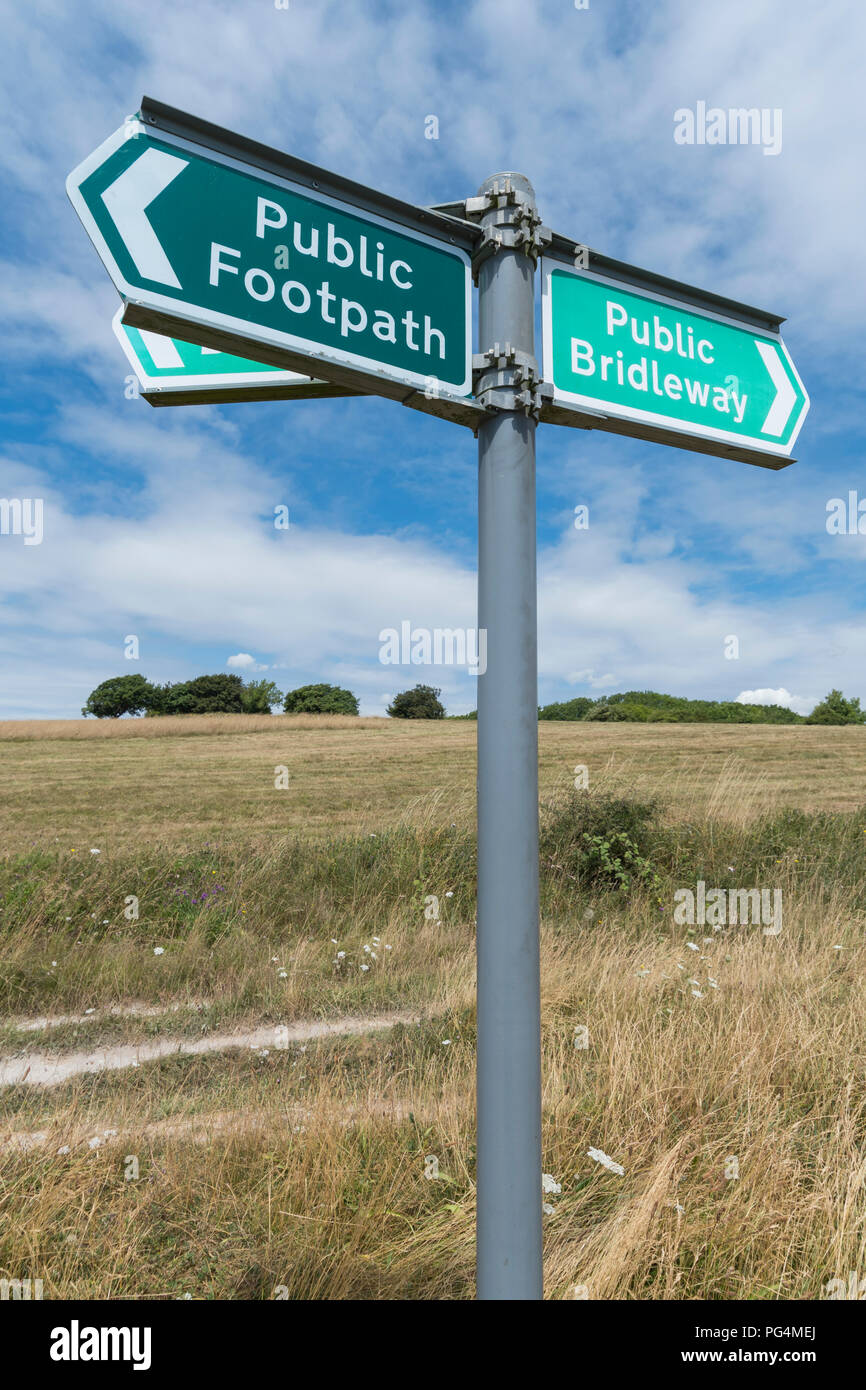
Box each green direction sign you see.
[112,307,355,406]
[68,119,472,398]
[542,261,809,465]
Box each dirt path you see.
[0,1010,420,1088]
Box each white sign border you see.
[69,121,473,398]
[541,258,810,457]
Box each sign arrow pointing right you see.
[101,148,188,289]
[755,340,797,437]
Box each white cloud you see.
[226,653,266,671]
[736,688,813,716]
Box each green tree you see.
[82,674,160,719]
[241,679,284,713]
[387,684,445,719]
[163,674,245,715]
[806,689,865,725]
[283,683,359,714]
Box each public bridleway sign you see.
[68,116,472,400]
[542,259,809,468]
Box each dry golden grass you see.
[2,716,865,852]
[1,717,864,1299]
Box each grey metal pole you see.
[475,172,542,1300]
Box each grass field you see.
[1,715,864,1299]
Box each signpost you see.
[112,307,356,406]
[542,257,809,469]
[67,99,810,1303]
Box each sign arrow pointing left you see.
[100,148,187,289]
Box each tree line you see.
[81,675,447,719]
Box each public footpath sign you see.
[542,259,809,468]
[68,113,473,401]
[112,308,355,406]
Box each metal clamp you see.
[473,343,549,417]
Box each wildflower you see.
[692,989,704,999]
[543,1203,557,1216]
[542,1174,561,1194]
[445,891,454,898]
[363,944,371,954]
[360,963,370,972]
[259,1050,270,1059]
[833,945,843,951]
[686,942,699,952]
[336,950,346,959]
[636,967,650,978]
[271,956,280,963]
[441,1038,451,1046]
[58,1146,70,1155]
[384,944,392,951]
[587,1148,624,1176]
[153,946,165,956]
[84,1008,95,1016]
[330,938,338,945]
[51,960,57,966]
[88,1137,102,1149]
[278,970,287,979]
[90,848,100,855]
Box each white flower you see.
[58,1145,70,1155]
[441,1039,451,1046]
[84,1008,95,1015]
[51,960,57,966]
[259,1049,269,1059]
[271,956,280,963]
[88,1137,102,1149]
[833,944,843,951]
[587,1147,624,1176]
[153,946,164,956]
[278,970,287,979]
[330,938,338,945]
[542,1203,557,1216]
[336,950,345,959]
[635,967,650,977]
[372,936,380,945]
[542,1174,561,1194]
[369,952,377,960]
[692,989,704,999]
[445,891,454,898]
[360,963,370,972]
[686,942,699,952]
[90,848,100,855]
[363,944,371,954]
[384,944,392,951]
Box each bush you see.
[81,675,161,718]
[283,683,359,715]
[240,679,284,714]
[162,674,245,715]
[387,684,445,719]
[806,689,865,725]
[540,791,661,895]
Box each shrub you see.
[81,675,161,719]
[387,684,445,719]
[283,683,359,715]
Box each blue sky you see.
[1,0,864,717]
